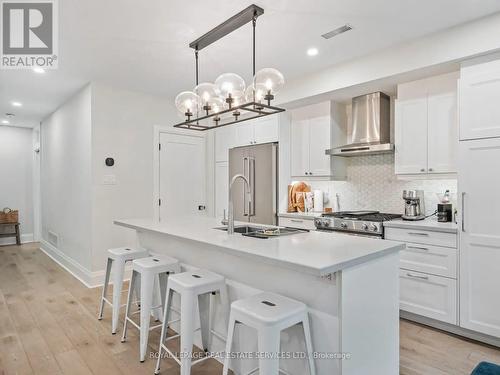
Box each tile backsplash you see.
[305,154,457,216]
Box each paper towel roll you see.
[314,190,324,212]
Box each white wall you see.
[90,83,177,272]
[0,126,34,244]
[40,84,93,271]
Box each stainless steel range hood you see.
[326,92,393,157]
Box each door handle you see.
[243,157,249,216]
[461,192,466,232]
[291,219,304,223]
[249,157,255,216]
[407,232,429,236]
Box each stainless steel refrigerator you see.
[228,142,278,225]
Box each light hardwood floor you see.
[1,243,499,375]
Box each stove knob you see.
[340,222,348,229]
[362,223,369,231]
[323,220,330,227]
[370,224,379,232]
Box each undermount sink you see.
[214,225,265,234]
[214,225,309,238]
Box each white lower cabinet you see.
[386,226,458,325]
[279,216,316,230]
[399,269,457,324]
[400,242,457,279]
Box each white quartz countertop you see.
[278,212,322,219]
[114,216,404,277]
[383,217,458,233]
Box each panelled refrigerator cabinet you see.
[228,142,278,226]
[458,57,500,338]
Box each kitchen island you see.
[115,216,405,375]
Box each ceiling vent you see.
[321,24,352,39]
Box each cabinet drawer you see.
[400,269,457,324]
[400,243,457,279]
[385,227,456,248]
[279,217,316,230]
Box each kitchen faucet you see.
[226,174,252,234]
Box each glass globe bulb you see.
[194,82,219,106]
[254,68,285,95]
[245,83,267,103]
[208,97,224,114]
[175,91,199,117]
[215,73,246,106]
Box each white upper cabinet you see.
[395,72,458,175]
[235,121,255,146]
[290,102,332,177]
[215,116,279,161]
[459,137,500,338]
[395,98,428,174]
[253,116,280,144]
[427,92,458,173]
[308,114,332,176]
[460,59,500,140]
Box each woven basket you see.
[0,208,19,224]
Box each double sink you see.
[215,225,308,239]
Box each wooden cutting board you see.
[287,182,311,212]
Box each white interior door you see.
[459,138,500,338]
[159,132,206,220]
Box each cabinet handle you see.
[305,172,309,175]
[407,245,429,251]
[420,168,426,172]
[291,219,304,223]
[406,272,429,280]
[461,192,466,232]
[309,172,313,175]
[408,232,429,236]
[428,168,434,172]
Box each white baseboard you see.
[0,233,34,246]
[39,240,132,289]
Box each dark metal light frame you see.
[173,4,285,131]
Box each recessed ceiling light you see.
[1,120,9,124]
[11,101,22,107]
[33,67,45,74]
[307,47,319,57]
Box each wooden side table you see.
[0,222,20,245]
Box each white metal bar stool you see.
[223,291,316,375]
[121,254,180,362]
[154,269,229,375]
[98,246,149,334]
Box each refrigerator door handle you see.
[249,157,255,216]
[243,157,249,216]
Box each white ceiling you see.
[2,0,500,128]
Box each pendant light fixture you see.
[173,4,285,131]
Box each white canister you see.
[313,190,324,212]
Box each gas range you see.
[314,211,402,238]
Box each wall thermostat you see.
[105,157,114,166]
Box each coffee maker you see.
[402,190,426,221]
